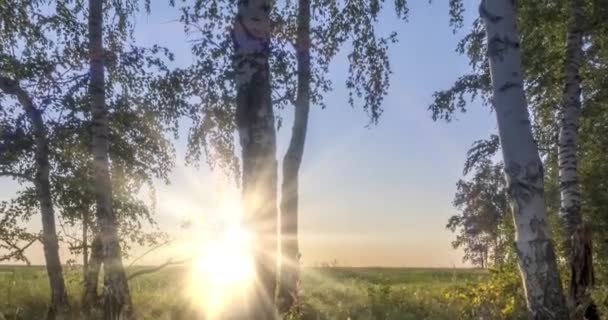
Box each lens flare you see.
[188,223,256,318]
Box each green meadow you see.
[0,266,488,320]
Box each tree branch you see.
[126,238,173,269]
[0,76,36,113]
[0,77,42,185]
[272,89,296,106]
[0,170,34,182]
[127,257,192,281]
[0,237,38,265]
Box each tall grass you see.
[0,266,487,320]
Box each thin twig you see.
[127,257,192,281]
[126,238,173,269]
[0,238,37,265]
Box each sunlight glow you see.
[187,197,257,319]
[194,225,255,287]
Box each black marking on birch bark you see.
[529,216,545,235]
[516,238,563,316]
[260,2,270,13]
[488,35,520,60]
[562,208,582,222]
[559,180,578,189]
[479,1,503,23]
[505,161,544,206]
[499,81,522,92]
[517,248,533,268]
[235,14,264,42]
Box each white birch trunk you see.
[558,0,594,310]
[480,0,569,318]
[0,77,69,319]
[559,0,583,236]
[279,0,311,313]
[233,0,279,318]
[88,0,132,318]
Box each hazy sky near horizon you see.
[0,1,497,267]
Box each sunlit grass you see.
[0,265,488,319]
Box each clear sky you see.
[0,1,497,267]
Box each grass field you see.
[0,265,488,319]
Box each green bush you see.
[442,266,526,319]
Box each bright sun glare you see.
[187,196,257,318]
[194,225,255,286]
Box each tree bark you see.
[278,0,311,313]
[232,0,278,318]
[559,0,595,312]
[480,0,569,319]
[82,234,102,312]
[83,211,89,271]
[88,1,132,319]
[0,77,69,319]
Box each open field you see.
[0,266,488,319]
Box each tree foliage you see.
[171,0,409,176]
[448,160,512,268]
[0,0,186,265]
[438,0,608,317]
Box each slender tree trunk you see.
[559,0,595,314]
[232,0,278,318]
[31,111,70,320]
[279,0,311,313]
[0,77,69,319]
[82,234,102,312]
[88,1,132,318]
[483,248,487,269]
[83,211,89,271]
[480,1,569,319]
[494,235,503,266]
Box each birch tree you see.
[277,0,408,312]
[0,2,78,317]
[0,78,69,320]
[558,0,594,312]
[88,0,133,317]
[278,0,310,312]
[232,0,279,317]
[480,0,569,318]
[431,0,608,316]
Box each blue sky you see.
[134,0,497,267]
[1,1,497,267]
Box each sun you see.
[188,222,256,318]
[194,225,255,286]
